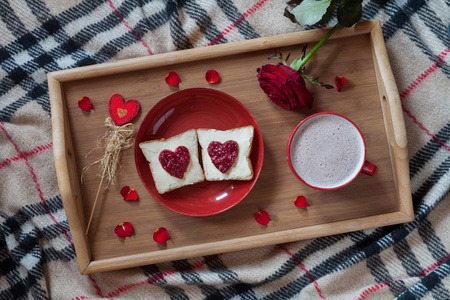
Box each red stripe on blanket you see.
[357,282,389,300]
[75,254,224,299]
[205,0,269,46]
[400,48,450,152]
[357,252,450,299]
[107,0,154,55]
[279,245,326,300]
[415,252,450,277]
[400,48,450,99]
[0,122,73,246]
[0,142,53,170]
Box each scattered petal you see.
[78,96,93,112]
[153,227,170,244]
[255,210,271,225]
[294,195,308,208]
[205,69,220,83]
[165,72,181,86]
[114,222,133,238]
[120,186,138,201]
[334,76,347,92]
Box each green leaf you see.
[301,74,334,89]
[284,6,298,24]
[286,0,304,5]
[318,0,338,24]
[290,56,304,71]
[268,54,287,65]
[337,0,362,27]
[290,0,332,26]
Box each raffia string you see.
[83,117,135,235]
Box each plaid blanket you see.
[1,0,449,299]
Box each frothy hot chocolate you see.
[289,114,365,189]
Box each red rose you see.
[256,64,314,110]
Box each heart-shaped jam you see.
[207,140,239,173]
[108,93,140,126]
[159,146,190,179]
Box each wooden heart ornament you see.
[108,93,140,126]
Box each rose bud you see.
[256,64,314,110]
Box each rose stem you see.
[292,23,341,71]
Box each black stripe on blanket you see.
[182,0,230,45]
[417,218,448,262]
[410,122,450,178]
[142,263,194,299]
[382,0,450,78]
[0,218,46,299]
[217,0,260,40]
[172,259,222,298]
[203,235,347,299]
[381,0,426,40]
[414,156,450,202]
[167,1,195,50]
[351,230,407,297]
[397,259,450,299]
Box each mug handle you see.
[361,160,378,176]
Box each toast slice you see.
[139,129,205,194]
[197,126,254,181]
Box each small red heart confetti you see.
[207,140,238,173]
[108,93,140,126]
[159,146,190,179]
[120,186,138,201]
[153,227,170,244]
[255,210,271,225]
[114,222,133,238]
[335,76,347,92]
[294,195,308,208]
[78,96,92,112]
[205,69,220,83]
[165,71,181,86]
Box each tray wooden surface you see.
[49,20,413,274]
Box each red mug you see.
[287,112,378,190]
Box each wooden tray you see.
[49,20,413,274]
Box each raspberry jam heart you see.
[207,140,239,173]
[159,146,190,179]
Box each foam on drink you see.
[290,114,365,189]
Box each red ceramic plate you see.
[135,88,264,216]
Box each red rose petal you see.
[205,69,220,83]
[153,227,170,244]
[114,222,133,238]
[294,195,308,208]
[120,186,138,201]
[78,96,92,112]
[335,76,347,92]
[165,72,181,86]
[255,210,271,225]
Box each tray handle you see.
[370,21,413,220]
